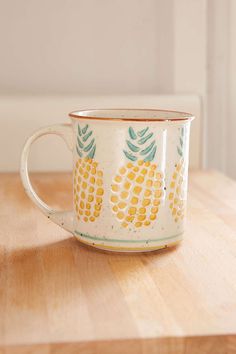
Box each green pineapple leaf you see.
[77,136,84,149]
[76,123,96,159]
[140,140,155,155]
[124,127,157,162]
[82,124,88,134]
[144,146,157,162]
[138,132,153,145]
[76,145,82,157]
[177,127,185,157]
[87,145,96,159]
[123,150,137,161]
[126,140,140,152]
[128,127,137,140]
[84,138,95,152]
[78,124,82,137]
[83,130,92,142]
[177,147,183,157]
[138,127,149,137]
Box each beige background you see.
[0,0,235,177]
[0,94,201,171]
[0,0,174,94]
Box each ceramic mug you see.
[20,109,194,252]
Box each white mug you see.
[20,109,194,252]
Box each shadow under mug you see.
[20,109,194,252]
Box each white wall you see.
[0,0,174,94]
[228,0,236,178]
[0,94,201,171]
[207,0,236,178]
[0,0,235,177]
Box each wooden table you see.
[0,171,236,354]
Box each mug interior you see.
[69,109,194,122]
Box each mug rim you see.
[69,108,195,122]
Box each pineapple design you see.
[73,123,104,223]
[110,127,164,229]
[169,128,186,222]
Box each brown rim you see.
[68,108,194,122]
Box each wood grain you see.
[0,171,236,353]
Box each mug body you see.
[70,109,193,252]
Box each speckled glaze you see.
[20,109,194,252]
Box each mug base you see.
[74,232,183,253]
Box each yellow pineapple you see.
[73,123,104,222]
[169,128,186,222]
[110,127,164,228]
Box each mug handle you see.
[20,124,74,233]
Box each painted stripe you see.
[76,238,180,251]
[74,230,182,243]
